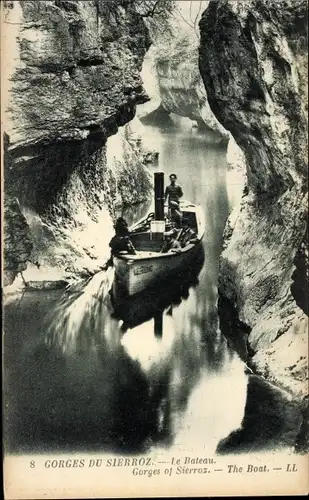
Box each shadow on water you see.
[217,375,303,454]
[3,277,174,454]
[111,243,205,332]
[3,120,302,456]
[3,254,224,455]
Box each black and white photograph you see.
[2,0,308,498]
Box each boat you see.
[112,172,205,296]
[111,245,205,331]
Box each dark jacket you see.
[165,184,183,204]
[109,235,136,255]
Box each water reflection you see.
[4,122,299,457]
[111,243,205,331]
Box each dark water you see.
[4,118,301,456]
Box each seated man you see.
[161,234,182,253]
[109,235,135,255]
[109,217,136,256]
[179,217,197,246]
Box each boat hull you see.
[111,245,205,326]
[113,240,203,296]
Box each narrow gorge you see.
[3,0,308,473]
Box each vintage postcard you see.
[2,0,308,498]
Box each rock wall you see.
[137,28,229,139]
[3,197,33,287]
[225,136,247,211]
[199,0,308,425]
[2,0,152,286]
[154,36,229,138]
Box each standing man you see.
[164,173,183,206]
[165,174,183,227]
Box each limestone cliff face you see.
[2,0,152,285]
[4,197,33,286]
[155,37,228,138]
[138,36,229,138]
[199,0,308,413]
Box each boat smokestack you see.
[154,172,165,221]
